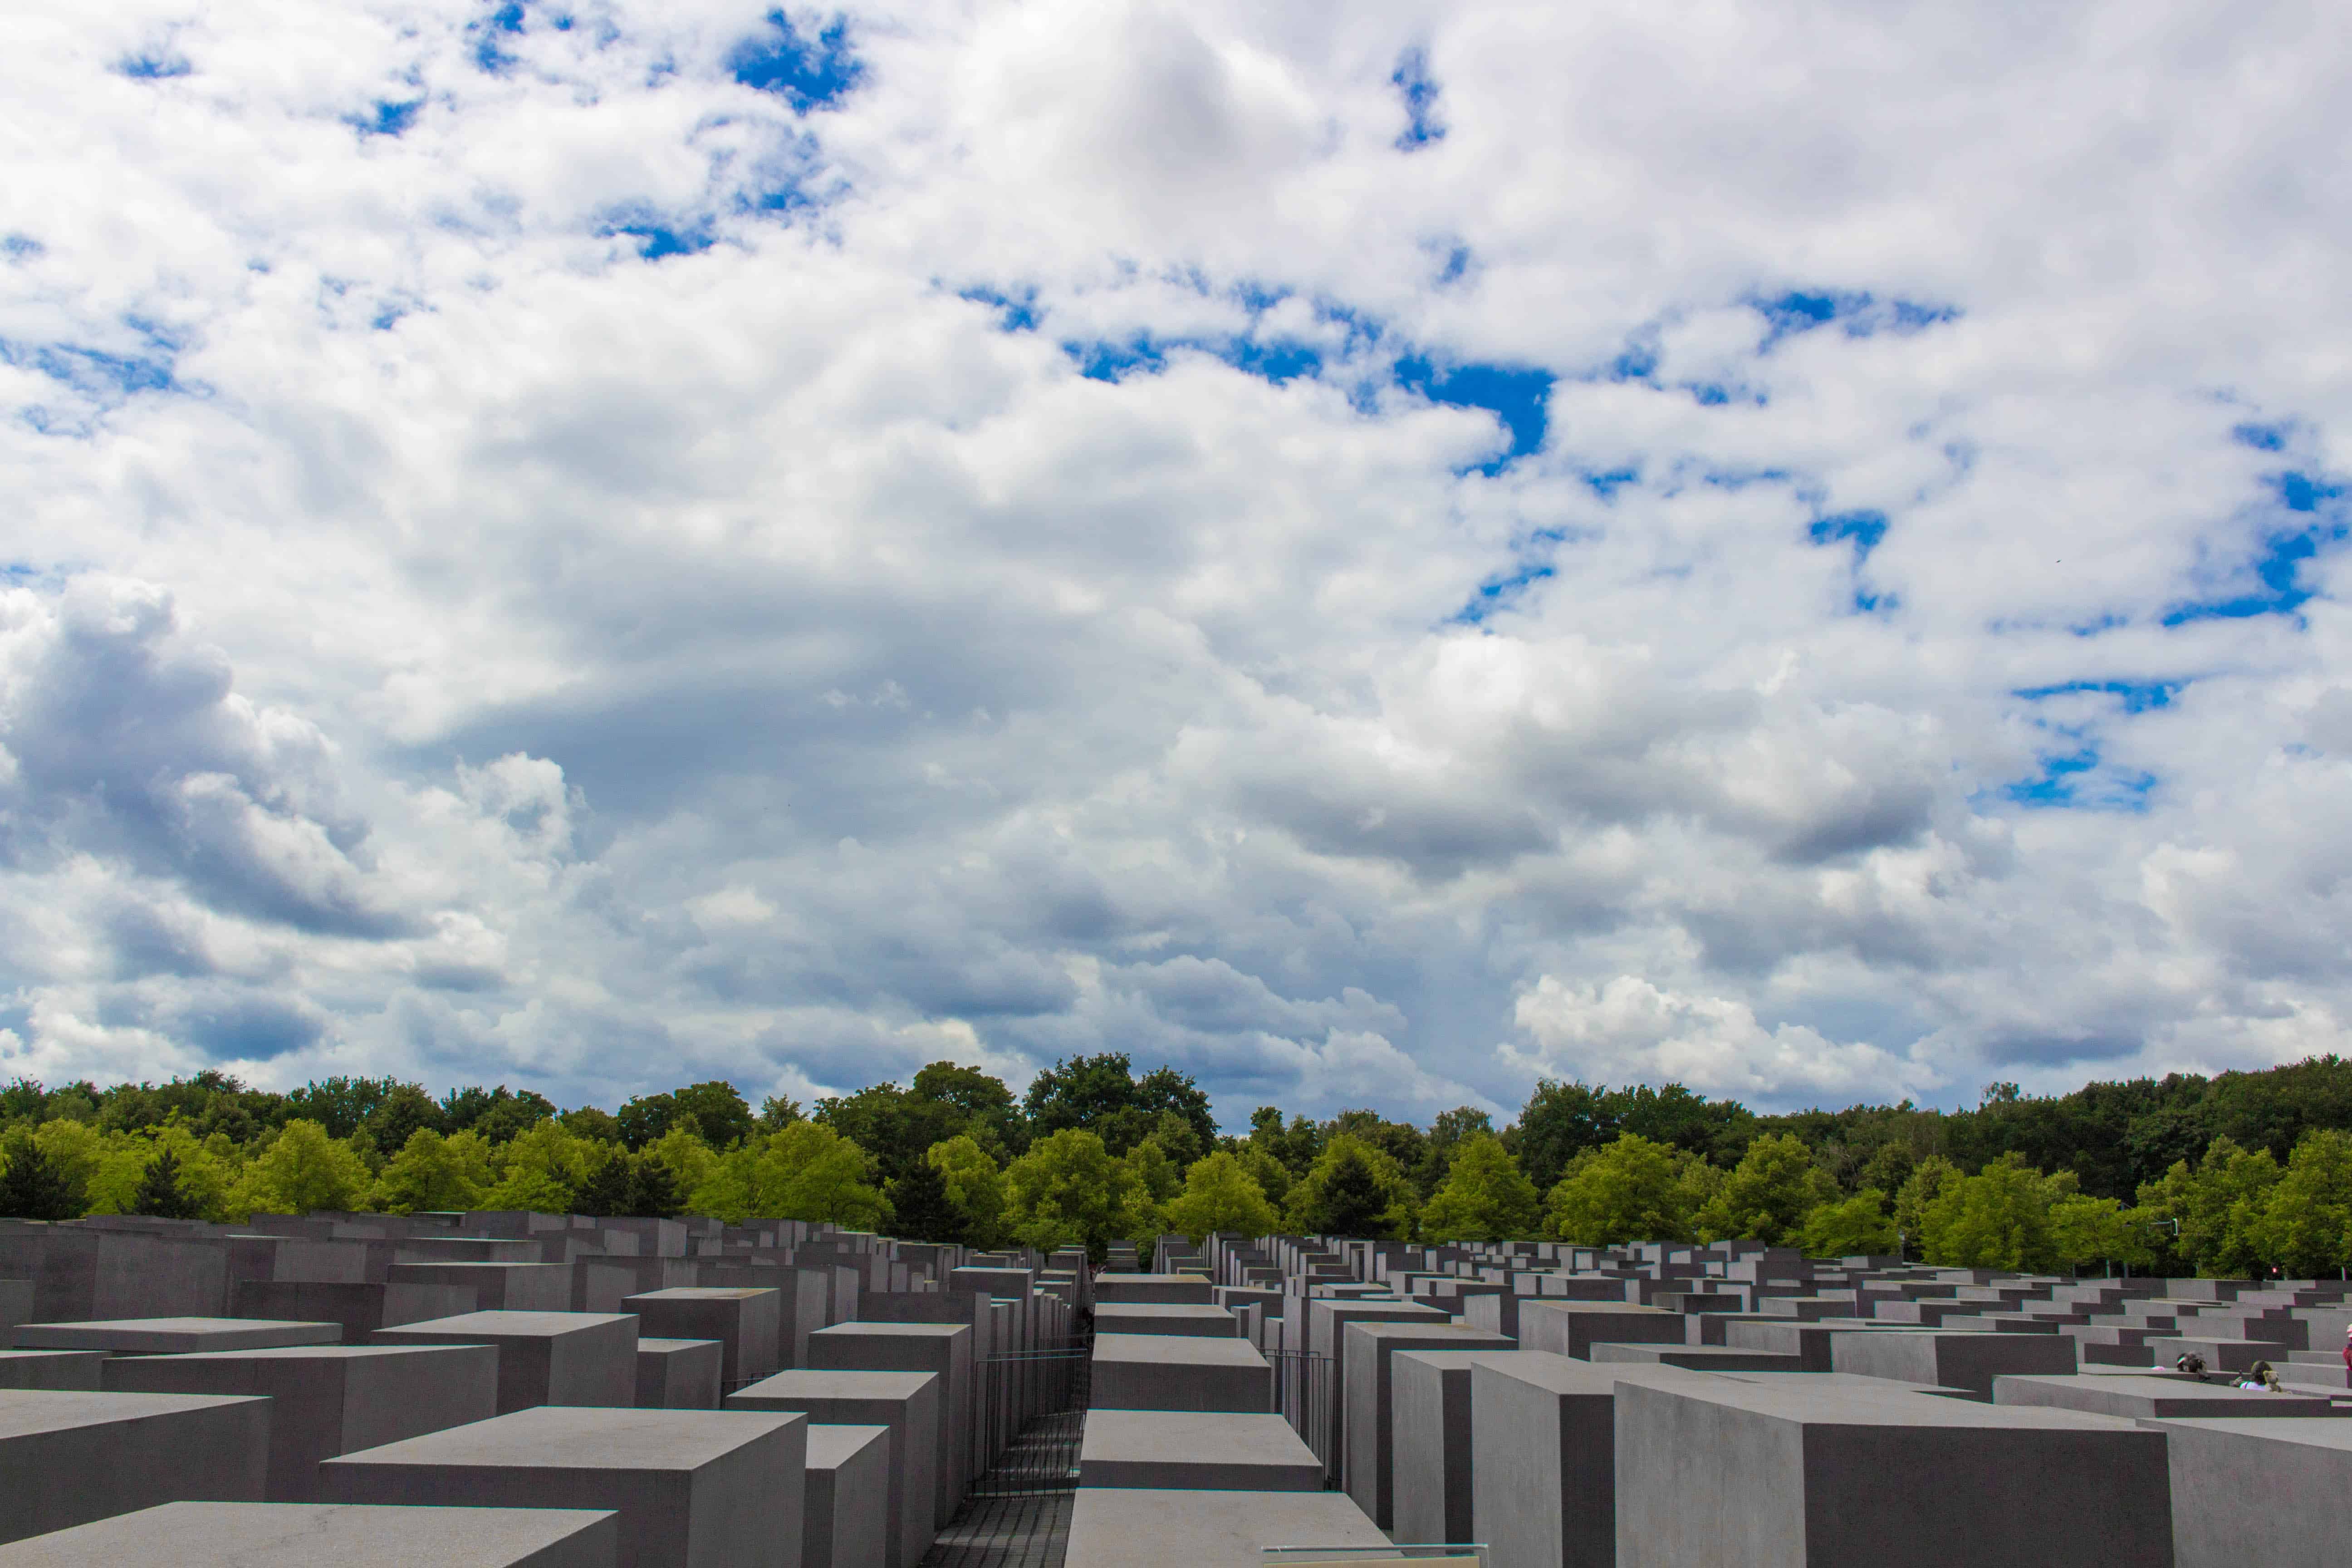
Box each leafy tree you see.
[1544,1133,1711,1245]
[284,1077,408,1139]
[0,1128,81,1220]
[1287,1135,1415,1240]
[703,1123,889,1228]
[2257,1128,2352,1278]
[643,1122,721,1201]
[1247,1107,1324,1177]
[572,1147,635,1216]
[756,1096,804,1132]
[360,1083,446,1153]
[32,1117,105,1205]
[1893,1155,1960,1255]
[1800,1189,1897,1259]
[1231,1142,1295,1209]
[559,1106,624,1144]
[1023,1054,1216,1158]
[886,1154,961,1243]
[2137,1135,2282,1277]
[1002,1128,1139,1258]
[911,1060,1024,1153]
[370,1128,494,1215]
[480,1120,599,1212]
[929,1135,1008,1248]
[1697,1133,1838,1245]
[1414,1107,1497,1199]
[1166,1151,1280,1242]
[1920,1154,2065,1270]
[2049,1192,2156,1274]
[1420,1133,1542,1242]
[235,1121,371,1215]
[129,1147,202,1220]
[447,1087,559,1144]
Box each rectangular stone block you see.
[1470,1352,1622,1568]
[1064,1486,1387,1568]
[1092,1275,1212,1306]
[0,1390,269,1544]
[1343,1322,1513,1529]
[622,1290,780,1387]
[384,1263,573,1313]
[1089,1334,1270,1413]
[1614,1375,2174,1568]
[1831,1328,2077,1396]
[13,1318,339,1354]
[1992,1372,2331,1419]
[1077,1409,1320,1490]
[1589,1344,1804,1372]
[2147,1336,2273,1373]
[101,1343,498,1501]
[636,1339,722,1410]
[726,1369,937,1568]
[322,1405,805,1568]
[801,1425,890,1568]
[0,1280,30,1348]
[232,1280,478,1343]
[0,1500,618,1568]
[1391,1348,1506,1549]
[804,1323,972,1520]
[372,1311,637,1413]
[1091,1303,1238,1338]
[1518,1301,1684,1361]
[2143,1416,2352,1568]
[0,1353,104,1392]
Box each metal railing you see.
[1267,1348,1338,1489]
[968,1335,1093,1498]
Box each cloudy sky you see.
[3,0,2347,1129]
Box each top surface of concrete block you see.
[1090,1334,1267,1369]
[1065,1486,1386,1568]
[804,1424,890,1470]
[376,1311,635,1339]
[2141,1414,2352,1451]
[0,1500,617,1568]
[324,1404,803,1471]
[1994,1372,2334,1418]
[1078,1410,1321,1489]
[810,1323,968,1346]
[13,1319,341,1353]
[1093,1276,1213,1305]
[730,1369,935,1402]
[0,1387,270,1439]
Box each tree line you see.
[4,1053,2352,1274]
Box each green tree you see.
[0,1128,81,1220]
[1022,1055,1217,1158]
[2137,1135,2282,1277]
[2256,1128,2352,1279]
[1002,1128,1137,1258]
[1247,1107,1323,1178]
[2049,1192,2156,1274]
[1543,1133,1710,1245]
[1165,1150,1280,1242]
[705,1123,889,1228]
[559,1106,624,1144]
[1894,1155,1960,1255]
[572,1147,636,1216]
[235,1120,371,1215]
[928,1135,1008,1248]
[643,1122,720,1203]
[128,1146,201,1219]
[1921,1154,2065,1270]
[359,1083,446,1153]
[480,1119,599,1212]
[1287,1135,1415,1240]
[886,1155,961,1243]
[1232,1143,1295,1209]
[370,1128,494,1215]
[1696,1133,1837,1245]
[1800,1189,1897,1259]
[1420,1133,1542,1242]
[756,1096,804,1132]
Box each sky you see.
[2,0,2349,1132]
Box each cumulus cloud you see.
[1,0,2348,1122]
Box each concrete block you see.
[0,1390,269,1544]
[623,1290,780,1387]
[1831,1329,2077,1396]
[0,1280,29,1348]
[1092,1303,1239,1338]
[1342,1322,1512,1529]
[0,1500,617,1568]
[2146,1336,2274,1373]
[726,1369,937,1568]
[322,1405,805,1568]
[1064,1486,1387,1568]
[801,1425,890,1568]
[1992,1372,2332,1419]
[1470,1352,1624,1568]
[1517,1301,1683,1361]
[232,1280,478,1343]
[0,1353,104,1392]
[1077,1409,1320,1490]
[636,1339,722,1410]
[804,1323,972,1519]
[383,1263,573,1313]
[1723,1318,1886,1371]
[1588,1343,1803,1372]
[2142,1416,2352,1568]
[1391,1348,1509,1549]
[1092,1275,1213,1306]
[101,1343,498,1501]
[12,1318,339,1354]
[1090,1334,1270,1413]
[372,1311,637,1412]
[1614,1375,2174,1568]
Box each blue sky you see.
[1,0,2349,1126]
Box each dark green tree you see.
[884,1154,962,1244]
[0,1132,80,1221]
[627,1153,685,1219]
[361,1083,446,1153]
[129,1147,201,1220]
[1302,1144,1390,1238]
[573,1151,633,1217]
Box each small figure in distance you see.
[2235,1359,2276,1391]
[2174,1351,2209,1382]
[2342,1324,2351,1377]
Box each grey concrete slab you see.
[1517,1301,1684,1361]
[1064,1486,1387,1568]
[623,1290,781,1387]
[1091,1303,1239,1338]
[372,1311,636,1413]
[1076,1410,1320,1490]
[1589,1343,1805,1372]
[101,1343,497,1501]
[1614,1374,2174,1568]
[725,1369,937,1568]
[1723,1318,1894,1370]
[801,1425,890,1568]
[1092,1275,1212,1306]
[1391,1348,1509,1549]
[635,1339,722,1410]
[0,1353,103,1392]
[1992,1372,2332,1420]
[2142,1416,2352,1568]
[322,1405,804,1568]
[2147,1336,2275,1373]
[0,1280,28,1350]
[0,1500,617,1568]
[0,1389,269,1545]
[804,1323,971,1521]
[232,1280,479,1344]
[1342,1322,1513,1529]
[384,1263,573,1313]
[1088,1334,1270,1413]
[13,1318,339,1354]
[1831,1328,2078,1396]
[1470,1351,1629,1568]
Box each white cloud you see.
[0,0,2347,1125]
